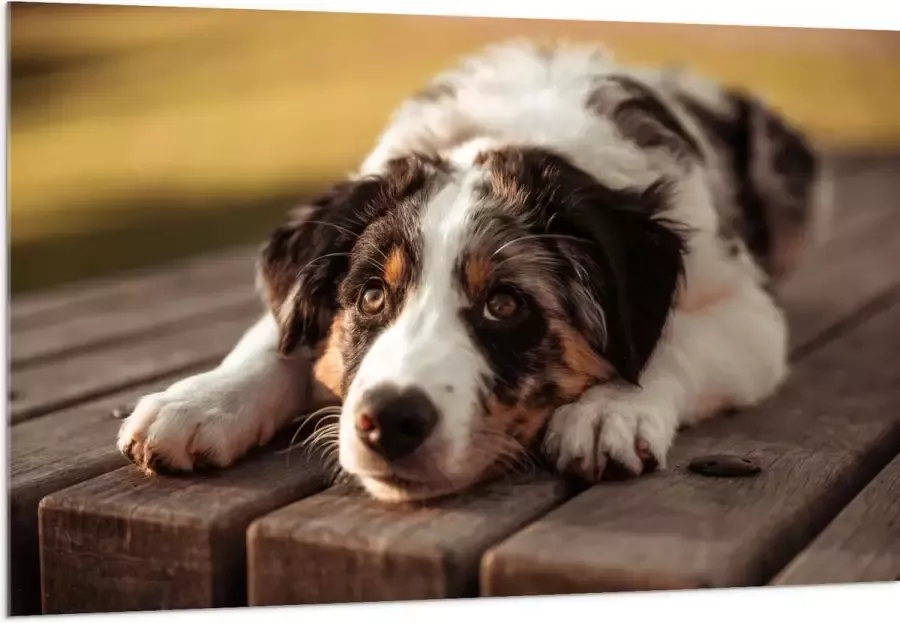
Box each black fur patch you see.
[472,147,688,386]
[587,75,704,161]
[678,88,819,277]
[257,154,448,356]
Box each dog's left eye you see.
[359,280,386,315]
[484,287,523,321]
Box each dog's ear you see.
[257,178,387,356]
[545,169,688,385]
[473,147,686,385]
[258,155,445,355]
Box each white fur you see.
[543,275,789,475]
[117,39,819,498]
[116,313,308,470]
[339,171,494,499]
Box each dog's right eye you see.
[483,285,525,322]
[359,280,386,316]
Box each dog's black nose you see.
[355,385,438,462]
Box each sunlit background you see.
[9,2,900,294]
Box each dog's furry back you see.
[359,39,832,284]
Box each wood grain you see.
[776,154,900,351]
[11,286,258,368]
[9,302,261,423]
[247,475,574,606]
[10,244,257,332]
[39,447,327,614]
[817,153,900,241]
[9,369,212,616]
[771,453,900,585]
[481,295,900,596]
[781,210,900,352]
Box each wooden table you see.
[9,152,900,616]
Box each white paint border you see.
[2,1,898,621]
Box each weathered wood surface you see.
[247,476,573,605]
[39,445,326,614]
[771,453,900,585]
[10,245,257,331]
[777,156,900,351]
[9,370,212,616]
[7,246,265,615]
[9,152,900,615]
[480,294,900,596]
[12,286,258,368]
[9,302,261,424]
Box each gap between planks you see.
[10,367,219,616]
[9,302,263,424]
[770,451,900,585]
[11,245,258,331]
[11,246,260,368]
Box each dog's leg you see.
[117,313,311,474]
[542,279,789,480]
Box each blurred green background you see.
[9,2,900,295]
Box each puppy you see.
[117,40,831,503]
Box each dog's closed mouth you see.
[356,469,460,500]
[362,472,428,488]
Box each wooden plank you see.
[11,286,257,369]
[771,453,900,585]
[10,244,257,332]
[780,210,900,351]
[480,294,900,596]
[39,443,327,614]
[9,369,211,616]
[9,300,261,424]
[815,154,900,244]
[246,475,574,606]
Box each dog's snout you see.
[355,385,438,462]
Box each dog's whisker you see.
[491,233,589,259]
[304,220,361,240]
[279,414,341,466]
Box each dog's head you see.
[258,146,686,502]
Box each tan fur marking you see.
[464,253,492,297]
[310,312,345,409]
[551,321,614,400]
[484,396,548,447]
[384,247,406,287]
[675,282,735,314]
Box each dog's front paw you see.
[541,383,678,483]
[116,373,267,475]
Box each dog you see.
[117,39,831,503]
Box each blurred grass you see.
[9,3,900,294]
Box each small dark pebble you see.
[688,454,761,478]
